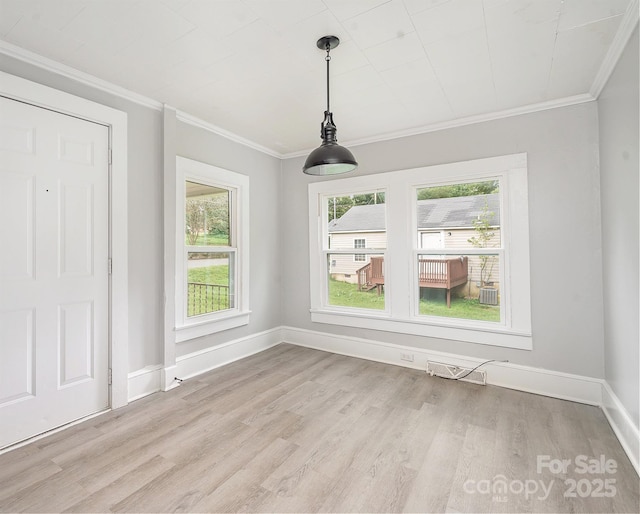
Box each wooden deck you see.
[358,256,468,307]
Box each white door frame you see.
[0,71,129,409]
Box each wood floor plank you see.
[62,455,176,513]
[192,438,298,512]
[0,343,637,513]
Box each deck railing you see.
[357,256,384,292]
[418,257,468,289]
[187,282,230,316]
[356,256,469,307]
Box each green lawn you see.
[328,279,500,322]
[187,265,230,316]
[419,296,500,322]
[188,265,229,285]
[328,279,385,310]
[186,233,229,246]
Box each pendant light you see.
[303,35,358,175]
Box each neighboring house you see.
[328,194,501,293]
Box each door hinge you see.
[108,258,112,275]
[108,368,113,385]
[108,148,113,165]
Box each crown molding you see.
[0,38,605,162]
[0,40,163,111]
[282,93,596,159]
[590,0,640,98]
[0,39,283,158]
[175,110,281,159]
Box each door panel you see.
[0,96,109,448]
[58,301,94,387]
[0,173,34,280]
[0,309,35,406]
[59,183,93,276]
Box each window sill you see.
[175,310,251,343]
[310,309,532,350]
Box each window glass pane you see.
[417,253,500,322]
[185,181,230,246]
[416,180,500,250]
[328,253,385,310]
[327,192,386,250]
[187,252,235,316]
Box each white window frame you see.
[175,156,250,342]
[353,238,366,262]
[308,153,532,350]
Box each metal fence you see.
[187,282,230,316]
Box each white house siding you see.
[329,232,387,283]
[419,228,502,287]
[329,228,501,289]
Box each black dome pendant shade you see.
[303,36,357,176]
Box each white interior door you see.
[0,96,110,448]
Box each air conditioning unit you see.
[479,287,498,305]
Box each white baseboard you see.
[127,365,162,402]
[175,327,282,380]
[125,325,637,477]
[160,365,180,392]
[127,328,283,402]
[602,381,640,476]
[281,326,603,406]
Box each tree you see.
[185,192,230,245]
[185,199,205,245]
[328,192,386,222]
[417,180,498,200]
[467,201,497,287]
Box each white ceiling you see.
[0,0,636,156]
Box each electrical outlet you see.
[401,353,415,362]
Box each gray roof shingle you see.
[328,194,500,232]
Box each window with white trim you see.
[353,238,366,262]
[325,192,387,312]
[175,157,250,342]
[308,153,532,349]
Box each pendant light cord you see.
[325,44,331,112]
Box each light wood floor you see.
[0,344,638,513]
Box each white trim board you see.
[0,70,129,409]
[589,0,640,98]
[602,381,640,476]
[127,328,282,402]
[130,324,604,406]
[283,95,595,159]
[2,27,633,162]
[128,365,163,403]
[281,326,603,406]
[0,40,162,111]
[282,327,639,476]
[124,325,638,476]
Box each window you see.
[175,157,249,342]
[353,238,366,262]
[325,192,387,312]
[308,153,532,349]
[416,181,502,323]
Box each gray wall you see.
[3,44,630,385]
[282,102,605,378]
[175,122,282,358]
[0,55,283,371]
[0,54,164,372]
[598,27,639,427]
